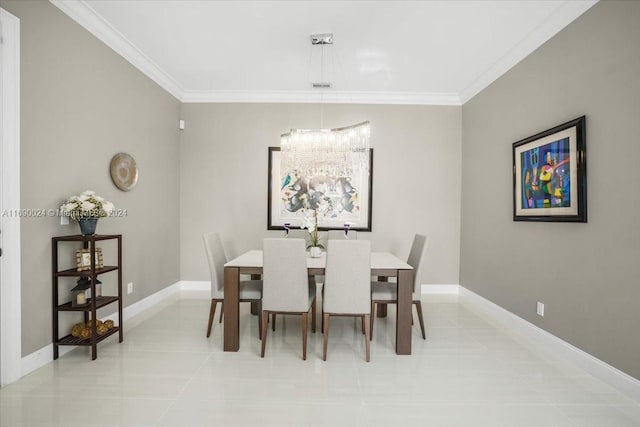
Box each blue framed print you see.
[513,116,586,222]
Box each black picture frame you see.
[267,147,373,231]
[512,116,587,222]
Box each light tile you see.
[0,295,636,426]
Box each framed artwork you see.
[267,147,373,231]
[76,248,104,271]
[513,116,587,222]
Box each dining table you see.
[223,250,415,354]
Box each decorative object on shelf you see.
[343,223,351,238]
[513,116,587,222]
[60,190,114,235]
[283,223,290,238]
[71,323,84,337]
[70,277,102,306]
[71,319,112,340]
[110,152,138,191]
[78,218,97,235]
[268,147,373,231]
[76,248,103,271]
[280,34,371,178]
[70,279,90,307]
[302,208,324,257]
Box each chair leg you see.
[370,302,376,341]
[206,299,217,338]
[311,297,317,333]
[321,308,324,333]
[414,300,426,340]
[301,312,308,360]
[322,313,330,361]
[364,314,371,362]
[260,311,268,357]
[272,313,276,331]
[219,304,224,323]
[257,301,262,339]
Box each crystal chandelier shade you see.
[279,33,370,178]
[280,121,370,177]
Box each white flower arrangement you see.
[298,196,333,250]
[60,190,114,220]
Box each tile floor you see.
[1,292,639,426]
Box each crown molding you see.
[50,0,184,101]
[51,0,596,106]
[48,0,460,105]
[181,90,461,105]
[458,0,598,104]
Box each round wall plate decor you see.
[110,153,138,191]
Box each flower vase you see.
[78,218,98,236]
[309,246,322,258]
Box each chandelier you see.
[280,34,371,177]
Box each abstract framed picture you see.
[267,147,373,231]
[513,116,587,222]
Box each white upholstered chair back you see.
[323,240,371,314]
[327,230,358,240]
[286,229,308,243]
[203,232,226,299]
[263,238,310,312]
[407,234,429,295]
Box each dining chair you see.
[371,234,429,340]
[203,232,263,338]
[322,239,371,362]
[261,238,317,360]
[327,229,358,240]
[272,229,319,332]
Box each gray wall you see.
[3,1,181,356]
[460,0,640,379]
[180,103,461,285]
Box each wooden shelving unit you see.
[52,234,123,360]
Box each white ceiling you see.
[51,0,597,105]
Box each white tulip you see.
[81,201,95,211]
[63,202,78,213]
[94,196,105,202]
[78,195,88,202]
[102,201,114,214]
[81,190,95,196]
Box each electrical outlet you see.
[60,215,69,225]
[537,302,545,317]
[127,282,133,294]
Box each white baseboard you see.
[180,280,210,292]
[421,284,459,295]
[21,345,75,377]
[103,281,182,324]
[459,286,640,403]
[21,281,183,378]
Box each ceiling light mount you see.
[310,33,333,45]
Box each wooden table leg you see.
[396,269,413,355]
[224,266,240,351]
[376,276,388,317]
[250,273,261,315]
